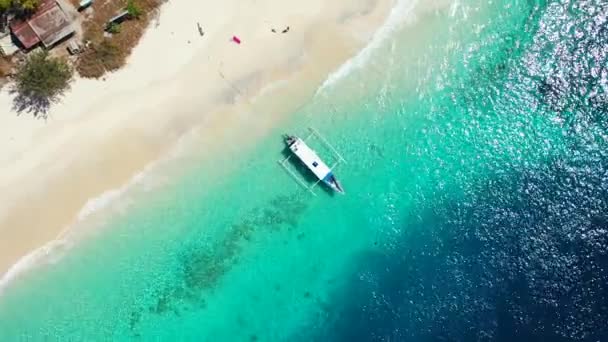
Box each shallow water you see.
[1,0,608,340]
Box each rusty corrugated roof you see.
[10,0,74,49]
[10,19,40,49]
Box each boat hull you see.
[322,172,345,194]
[284,135,345,194]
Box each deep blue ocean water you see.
[1,0,608,341]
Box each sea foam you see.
[0,170,155,294]
[0,192,130,296]
[0,239,69,295]
[316,0,419,95]
[0,126,205,296]
[76,171,147,221]
[0,168,152,296]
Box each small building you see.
[10,0,75,50]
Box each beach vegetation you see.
[107,22,121,34]
[0,0,40,12]
[0,56,12,78]
[0,58,12,90]
[77,39,123,78]
[95,40,122,70]
[11,51,72,116]
[126,0,142,19]
[0,0,10,11]
[17,0,39,11]
[75,0,165,78]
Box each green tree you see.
[12,51,72,115]
[126,0,141,19]
[17,0,39,11]
[0,0,12,12]
[0,0,41,12]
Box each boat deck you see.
[278,127,346,195]
[288,138,332,180]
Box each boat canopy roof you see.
[289,138,332,180]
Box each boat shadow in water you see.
[280,147,336,197]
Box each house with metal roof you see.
[10,0,74,50]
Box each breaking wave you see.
[0,239,70,296]
[315,0,419,95]
[0,164,158,296]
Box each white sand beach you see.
[0,0,397,279]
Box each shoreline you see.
[0,0,396,284]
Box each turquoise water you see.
[2,0,608,340]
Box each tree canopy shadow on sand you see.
[9,87,55,118]
[9,50,72,118]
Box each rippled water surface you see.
[309,1,608,340]
[1,0,607,341]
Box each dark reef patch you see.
[125,193,309,333]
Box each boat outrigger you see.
[278,128,346,195]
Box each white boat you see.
[284,135,344,193]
